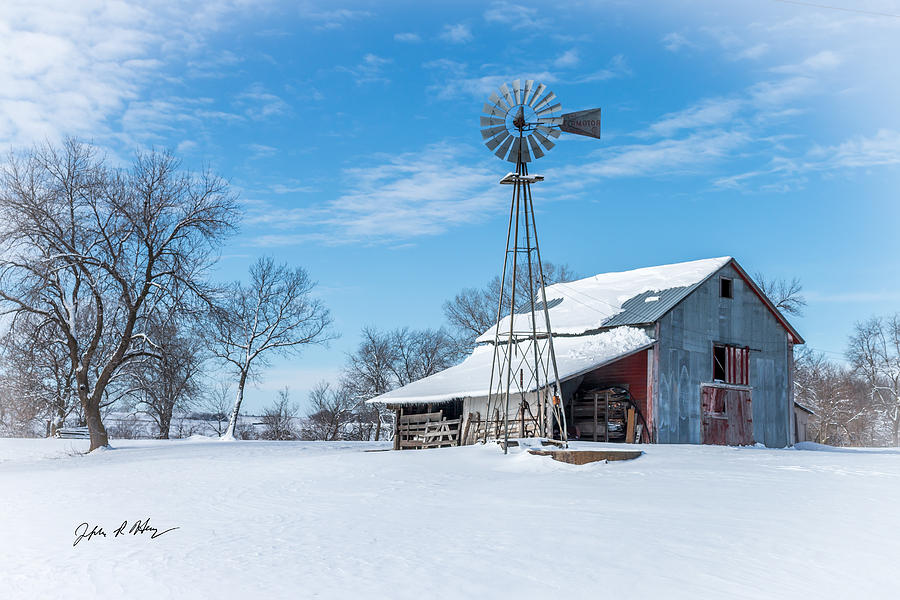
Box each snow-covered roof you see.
[369,326,653,405]
[477,256,731,342]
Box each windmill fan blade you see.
[527,135,545,159]
[523,80,534,105]
[537,125,561,138]
[481,124,507,139]
[485,130,508,151]
[483,103,505,118]
[489,92,510,111]
[519,137,532,163]
[528,83,546,106]
[507,139,521,164]
[499,83,514,108]
[536,102,562,116]
[533,91,557,112]
[480,116,505,127]
[495,135,514,160]
[533,129,556,151]
[512,79,521,104]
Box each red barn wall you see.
[579,349,651,431]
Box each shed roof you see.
[368,326,653,405]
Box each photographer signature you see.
[73,518,179,547]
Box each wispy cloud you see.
[737,43,769,60]
[772,50,842,74]
[439,23,473,44]
[483,2,540,30]
[247,143,500,246]
[428,71,558,100]
[661,32,692,52]
[574,54,631,83]
[337,54,393,84]
[246,143,278,159]
[553,49,580,68]
[552,130,749,186]
[302,8,372,31]
[235,83,290,120]
[394,32,421,43]
[644,97,743,138]
[0,0,268,150]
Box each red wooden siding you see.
[701,386,753,445]
[579,349,650,431]
[717,344,750,386]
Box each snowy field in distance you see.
[2,437,899,599]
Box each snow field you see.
[1,437,899,599]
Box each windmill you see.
[479,79,602,452]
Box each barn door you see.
[701,386,753,446]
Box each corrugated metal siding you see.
[655,264,792,447]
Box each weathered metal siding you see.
[654,263,792,447]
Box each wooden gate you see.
[700,385,753,446]
[395,411,461,450]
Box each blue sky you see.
[3,0,900,412]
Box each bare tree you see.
[341,326,457,440]
[0,140,237,450]
[754,273,807,316]
[847,314,900,446]
[260,387,300,441]
[0,314,80,436]
[125,314,204,439]
[793,349,873,445]
[198,381,233,436]
[444,261,576,354]
[206,257,334,440]
[301,381,359,441]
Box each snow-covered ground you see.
[2,438,899,599]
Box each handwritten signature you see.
[73,518,179,547]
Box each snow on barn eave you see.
[368,326,655,406]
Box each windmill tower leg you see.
[484,149,569,453]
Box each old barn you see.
[370,257,804,449]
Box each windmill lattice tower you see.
[479,79,602,452]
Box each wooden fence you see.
[395,411,461,450]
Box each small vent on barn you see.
[515,297,563,314]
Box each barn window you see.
[713,344,750,385]
[720,277,733,299]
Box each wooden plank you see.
[398,411,443,424]
[393,409,401,450]
[625,408,635,443]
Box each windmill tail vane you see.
[479,79,602,453]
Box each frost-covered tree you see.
[0,140,237,451]
[848,314,900,446]
[206,257,333,440]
